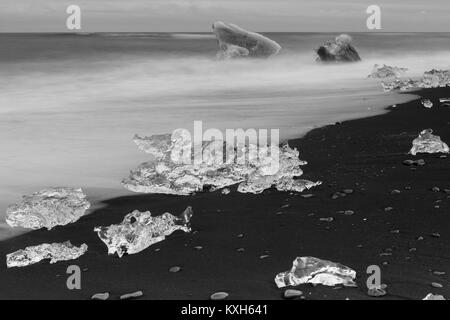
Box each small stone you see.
[237,248,245,253]
[260,254,270,259]
[417,236,424,241]
[433,271,446,276]
[169,266,182,273]
[283,289,303,299]
[384,207,394,212]
[91,292,109,300]
[194,246,203,250]
[301,194,314,198]
[403,160,414,166]
[344,210,355,216]
[391,190,401,195]
[331,193,340,200]
[431,282,443,288]
[409,248,417,252]
[120,291,143,300]
[275,211,283,215]
[432,233,441,238]
[210,292,228,300]
[237,233,244,238]
[391,229,400,234]
[404,186,412,190]
[320,217,334,222]
[431,187,441,192]
[343,189,354,194]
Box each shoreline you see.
[0,87,449,299]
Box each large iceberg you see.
[382,69,450,92]
[275,256,357,288]
[316,34,361,63]
[6,241,88,268]
[409,129,449,155]
[6,187,90,230]
[122,130,321,195]
[212,21,281,59]
[94,206,193,257]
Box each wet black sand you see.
[0,88,449,300]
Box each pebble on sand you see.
[91,292,110,300]
[431,282,443,288]
[210,292,229,300]
[120,291,143,300]
[283,289,303,299]
[169,266,182,273]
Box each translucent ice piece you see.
[94,206,193,257]
[409,129,450,155]
[275,256,357,288]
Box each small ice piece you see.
[94,207,193,257]
[275,256,357,288]
[409,129,450,155]
[6,241,88,268]
[221,188,231,195]
[369,64,408,79]
[423,293,445,300]
[421,99,433,108]
[6,187,90,230]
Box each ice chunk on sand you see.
[369,64,408,79]
[316,34,361,63]
[423,293,445,300]
[212,21,281,58]
[6,187,90,230]
[421,99,433,108]
[409,129,449,156]
[94,206,193,257]
[123,134,321,195]
[275,256,357,288]
[6,241,88,268]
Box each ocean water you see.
[1,32,450,239]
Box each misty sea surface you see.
[1,32,450,239]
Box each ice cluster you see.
[212,21,281,59]
[6,187,90,230]
[123,130,321,195]
[409,129,449,156]
[382,69,450,92]
[6,241,88,268]
[275,256,357,288]
[369,64,408,79]
[94,206,193,257]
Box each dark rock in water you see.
[212,21,281,59]
[316,34,361,63]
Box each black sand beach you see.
[1,88,449,300]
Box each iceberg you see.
[123,131,321,195]
[6,187,90,230]
[212,21,281,58]
[369,64,408,79]
[316,34,361,63]
[409,129,449,156]
[275,256,357,288]
[6,241,88,268]
[94,206,193,257]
